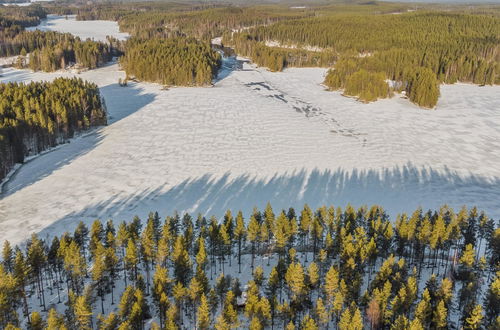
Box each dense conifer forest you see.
[61,2,499,108]
[0,6,120,72]
[0,203,498,329]
[120,37,221,86]
[224,10,499,107]
[68,4,313,40]
[0,78,107,181]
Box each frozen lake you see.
[26,14,129,42]
[0,18,499,246]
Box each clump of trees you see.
[120,37,221,86]
[0,203,498,329]
[0,78,107,181]
[226,33,335,72]
[343,70,390,102]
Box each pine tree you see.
[460,244,476,269]
[432,300,447,329]
[92,242,107,314]
[464,304,483,330]
[286,321,295,330]
[125,239,139,282]
[351,306,363,330]
[47,308,66,330]
[27,234,47,310]
[249,316,262,330]
[315,298,329,328]
[484,272,500,327]
[2,241,13,273]
[285,262,304,300]
[29,311,45,330]
[301,314,318,330]
[338,308,352,330]
[247,215,260,271]
[234,211,246,273]
[307,262,319,296]
[214,315,230,330]
[172,235,191,285]
[74,295,92,330]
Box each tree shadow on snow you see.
[36,163,500,241]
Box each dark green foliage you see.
[120,37,221,86]
[406,67,440,108]
[228,10,499,108]
[0,78,107,180]
[0,6,119,72]
[344,70,390,102]
[227,33,335,72]
[72,4,312,40]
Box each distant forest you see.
[0,204,498,329]
[0,5,120,72]
[0,78,107,181]
[60,2,500,108]
[224,10,499,108]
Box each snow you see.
[1,59,499,247]
[0,19,499,247]
[26,15,129,42]
[265,40,325,52]
[0,55,19,66]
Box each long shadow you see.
[35,163,500,241]
[0,82,156,197]
[214,51,248,83]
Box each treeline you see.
[226,33,335,72]
[70,4,312,40]
[120,37,221,86]
[1,29,118,72]
[0,204,498,329]
[0,78,107,181]
[227,11,499,107]
[0,4,46,28]
[0,6,121,72]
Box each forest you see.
[0,203,498,329]
[68,4,313,41]
[0,78,107,182]
[224,10,500,108]
[0,6,120,72]
[65,2,499,108]
[120,37,221,86]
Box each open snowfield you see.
[0,18,499,246]
[26,15,128,42]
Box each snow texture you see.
[0,18,499,247]
[26,15,129,42]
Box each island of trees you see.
[120,37,221,87]
[0,78,107,182]
[0,203,498,329]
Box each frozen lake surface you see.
[26,14,129,42]
[0,18,499,246]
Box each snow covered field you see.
[27,15,128,42]
[0,18,499,246]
